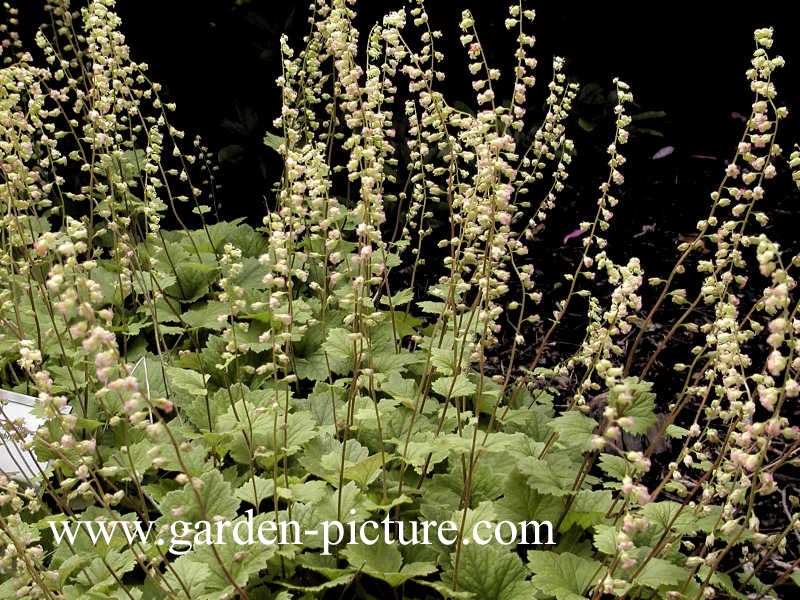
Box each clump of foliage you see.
[0,1,799,599]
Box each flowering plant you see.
[0,1,798,599]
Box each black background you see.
[113,1,800,216]
[10,1,800,231]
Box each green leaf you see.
[231,257,268,291]
[166,367,209,397]
[299,435,370,484]
[313,481,375,523]
[341,453,386,489]
[634,557,690,589]
[430,347,456,376]
[597,453,630,482]
[90,265,126,307]
[302,383,346,430]
[402,432,471,474]
[613,378,658,435]
[413,580,476,599]
[449,454,506,504]
[380,371,417,407]
[452,501,497,547]
[791,568,800,587]
[420,479,462,526]
[518,453,579,497]
[444,543,534,600]
[220,223,269,258]
[95,148,146,181]
[235,476,276,507]
[528,550,603,600]
[264,409,318,460]
[593,524,616,556]
[280,572,356,594]
[289,480,330,505]
[344,539,400,573]
[321,327,354,361]
[549,411,598,451]
[131,355,169,399]
[142,480,180,503]
[111,441,154,480]
[431,374,476,398]
[47,508,125,569]
[496,470,564,527]
[264,131,285,152]
[191,512,276,599]
[52,554,90,587]
[167,367,219,431]
[736,569,771,596]
[383,252,402,268]
[189,390,239,435]
[697,566,748,600]
[149,438,208,476]
[146,297,184,324]
[640,501,697,536]
[163,557,212,600]
[666,424,689,439]
[343,541,437,587]
[501,407,552,443]
[389,311,422,339]
[561,490,613,530]
[370,349,421,374]
[216,402,317,465]
[379,287,414,307]
[159,470,240,527]
[417,301,446,314]
[74,549,137,592]
[165,262,219,303]
[295,348,339,380]
[181,301,230,330]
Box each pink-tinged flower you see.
[123,399,140,416]
[758,387,776,412]
[764,419,782,437]
[82,326,115,352]
[752,133,771,148]
[765,350,786,376]
[155,398,174,413]
[744,454,760,472]
[633,484,651,504]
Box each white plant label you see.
[0,388,68,482]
